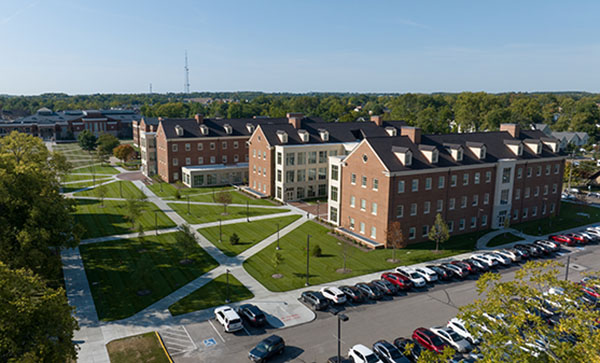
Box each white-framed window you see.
[525,187,530,198]
[481,215,488,226]
[523,208,528,218]
[534,186,539,197]
[451,175,457,187]
[437,199,443,212]
[515,188,520,200]
[461,196,467,208]
[438,176,445,189]
[449,198,455,210]
[210,142,216,150]
[253,149,256,158]
[349,218,355,229]
[361,175,367,188]
[398,180,405,193]
[537,165,542,176]
[172,158,178,166]
[222,155,227,163]
[331,186,338,202]
[410,203,417,216]
[472,194,479,206]
[198,156,204,164]
[517,168,522,179]
[409,227,416,240]
[474,172,480,184]
[422,225,429,237]
[546,165,551,175]
[372,202,378,215]
[527,167,532,177]
[554,164,560,174]
[263,151,266,159]
[197,143,203,151]
[285,153,295,166]
[373,178,379,191]
[470,217,477,228]
[350,196,356,208]
[185,143,190,151]
[463,173,469,186]
[285,170,294,183]
[513,209,519,220]
[277,170,282,182]
[459,218,465,230]
[210,156,216,164]
[552,184,557,193]
[550,203,556,213]
[185,157,191,165]
[359,222,365,234]
[370,226,377,239]
[173,172,179,180]
[424,201,431,214]
[351,173,356,185]
[532,206,538,216]
[172,144,178,152]
[544,185,549,195]
[234,141,239,149]
[425,177,432,190]
[412,179,419,192]
[234,155,239,162]
[448,221,454,232]
[396,205,404,218]
[484,193,489,205]
[485,171,492,183]
[360,199,366,211]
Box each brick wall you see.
[248,127,274,196]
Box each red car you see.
[549,235,576,246]
[451,260,473,273]
[412,328,449,354]
[565,233,588,244]
[581,285,600,298]
[381,272,413,290]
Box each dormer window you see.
[444,143,464,162]
[392,146,412,166]
[385,127,397,136]
[418,144,438,164]
[298,129,309,143]
[223,124,233,135]
[432,149,439,163]
[318,128,329,142]
[276,130,288,144]
[175,125,184,137]
[466,141,486,160]
[200,124,209,136]
[480,146,486,159]
[524,139,542,155]
[541,138,559,152]
[504,140,523,156]
[246,123,255,133]
[457,149,463,161]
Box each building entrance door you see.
[285,188,294,200]
[497,210,507,227]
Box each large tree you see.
[459,261,600,362]
[77,129,97,153]
[0,131,80,282]
[113,144,135,163]
[0,262,79,362]
[96,133,119,162]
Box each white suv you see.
[348,344,383,363]
[414,266,438,283]
[320,286,347,304]
[215,306,243,333]
[395,267,427,287]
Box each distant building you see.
[0,108,140,140]
[551,131,589,149]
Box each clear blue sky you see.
[2,0,600,95]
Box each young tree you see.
[113,144,135,163]
[77,129,97,153]
[386,221,406,263]
[95,148,110,166]
[428,213,450,252]
[96,133,120,158]
[124,195,144,229]
[229,232,240,245]
[311,244,322,257]
[175,224,198,260]
[214,191,233,214]
[96,184,107,206]
[0,262,79,362]
[459,261,600,362]
[272,252,284,276]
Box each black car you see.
[356,282,384,300]
[373,339,411,363]
[460,259,484,273]
[372,279,399,295]
[339,285,365,303]
[532,242,552,255]
[464,258,489,272]
[238,304,267,327]
[515,244,541,258]
[426,265,450,280]
[511,246,529,259]
[438,264,459,279]
[300,291,329,310]
[393,337,423,362]
[248,335,285,362]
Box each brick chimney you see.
[371,115,383,126]
[194,114,204,125]
[149,125,154,132]
[287,112,303,129]
[500,123,520,138]
[401,126,422,144]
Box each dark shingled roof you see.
[1,109,140,125]
[366,129,563,172]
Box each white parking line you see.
[242,325,251,336]
[208,319,226,343]
[182,325,198,350]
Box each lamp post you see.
[119,181,123,198]
[316,201,320,221]
[225,269,231,303]
[154,210,158,235]
[336,313,349,363]
[276,223,281,250]
[246,200,249,222]
[219,218,222,243]
[306,234,312,286]
[187,195,190,215]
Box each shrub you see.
[311,244,322,257]
[174,189,181,200]
[230,233,240,245]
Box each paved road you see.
[174,243,600,363]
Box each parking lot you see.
[170,243,598,362]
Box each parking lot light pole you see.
[276,223,280,250]
[187,195,190,215]
[336,313,349,363]
[225,269,231,303]
[306,234,312,286]
[246,200,249,222]
[154,211,158,235]
[565,255,571,281]
[219,219,222,243]
[119,181,123,198]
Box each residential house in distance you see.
[328,123,565,248]
[247,114,406,201]
[551,131,589,149]
[0,107,140,140]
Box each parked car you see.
[238,304,267,327]
[395,268,427,288]
[340,285,366,303]
[381,272,413,290]
[356,282,384,300]
[248,335,285,362]
[485,252,511,266]
[412,327,449,354]
[373,340,411,363]
[565,233,589,244]
[459,259,485,274]
[447,318,478,345]
[514,244,541,258]
[580,231,600,243]
[585,228,600,239]
[530,242,552,255]
[451,260,474,273]
[430,326,473,353]
[534,240,559,252]
[348,344,383,363]
[493,249,522,262]
[372,279,399,295]
[510,247,529,260]
[438,264,460,279]
[470,254,498,268]
[426,265,451,280]
[215,306,243,333]
[320,286,347,304]
[414,266,438,283]
[300,291,329,310]
[548,234,576,246]
[393,337,423,362]
[441,263,468,279]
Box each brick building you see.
[329,124,565,248]
[0,107,139,140]
[152,114,323,186]
[247,114,406,201]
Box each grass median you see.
[168,202,288,225]
[71,165,119,174]
[75,180,143,199]
[149,182,274,206]
[198,215,302,256]
[80,232,219,321]
[244,221,488,292]
[512,202,600,236]
[168,274,254,316]
[487,232,524,247]
[106,332,171,363]
[73,199,175,239]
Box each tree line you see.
[2,92,600,142]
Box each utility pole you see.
[567,150,575,191]
[306,234,312,286]
[336,313,349,363]
[276,223,280,250]
[184,50,190,94]
[219,218,222,243]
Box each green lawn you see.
[512,202,600,236]
[107,332,170,363]
[80,232,219,321]
[487,232,524,247]
[148,182,233,198]
[180,190,274,206]
[244,221,488,292]
[72,165,119,174]
[168,273,254,316]
[63,173,108,182]
[61,179,113,193]
[148,182,272,206]
[74,199,175,239]
[168,203,288,225]
[198,215,302,257]
[75,181,143,199]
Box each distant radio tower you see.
[184,51,190,94]
[149,83,153,94]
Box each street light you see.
[219,218,222,243]
[246,200,249,222]
[276,223,281,250]
[225,269,231,303]
[187,195,190,215]
[306,234,312,286]
[154,210,158,235]
[336,313,349,363]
